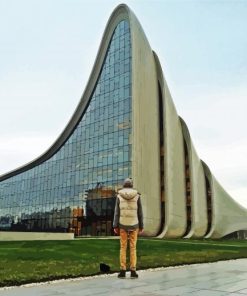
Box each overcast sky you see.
[0,0,247,208]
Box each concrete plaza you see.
[0,259,246,295]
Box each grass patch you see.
[0,238,246,287]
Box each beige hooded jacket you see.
[113,188,144,231]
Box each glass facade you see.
[0,20,132,236]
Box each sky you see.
[0,0,247,208]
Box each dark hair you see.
[123,182,133,188]
[123,178,133,188]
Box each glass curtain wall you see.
[0,20,132,236]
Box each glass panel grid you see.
[0,20,132,236]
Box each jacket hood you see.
[118,188,138,200]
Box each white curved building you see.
[0,4,246,239]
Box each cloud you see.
[0,134,55,176]
[228,187,247,210]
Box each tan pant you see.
[120,228,139,271]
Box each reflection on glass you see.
[0,20,132,236]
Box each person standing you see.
[113,178,144,279]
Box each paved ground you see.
[0,259,246,296]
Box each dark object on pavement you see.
[100,263,110,273]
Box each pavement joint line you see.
[0,258,246,291]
